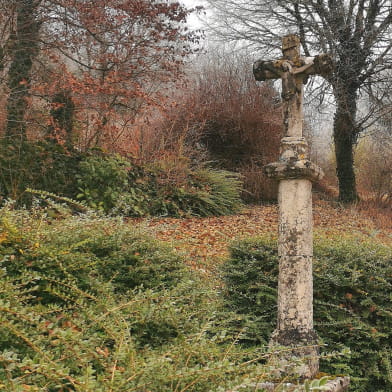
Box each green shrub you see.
[222,236,392,392]
[76,154,243,217]
[146,168,243,217]
[0,207,186,303]
[0,140,242,218]
[221,236,278,347]
[0,283,276,392]
[186,169,243,216]
[0,267,256,391]
[76,154,141,212]
[0,140,83,205]
[0,207,270,391]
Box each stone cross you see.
[253,35,332,378]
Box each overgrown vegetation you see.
[0,141,83,204]
[1,197,391,390]
[0,144,243,217]
[77,155,243,217]
[0,205,272,391]
[222,236,392,392]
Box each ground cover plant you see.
[0,204,273,391]
[222,236,392,392]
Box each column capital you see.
[264,160,324,182]
[264,137,324,182]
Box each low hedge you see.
[0,209,187,304]
[0,207,268,391]
[222,236,392,392]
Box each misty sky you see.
[181,0,205,7]
[181,0,207,28]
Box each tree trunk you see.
[333,84,359,203]
[49,91,75,150]
[6,0,40,141]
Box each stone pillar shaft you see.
[277,179,313,333]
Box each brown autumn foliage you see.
[0,0,199,149]
[356,136,392,200]
[142,52,282,202]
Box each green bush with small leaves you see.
[1,268,267,391]
[76,154,132,211]
[222,236,392,392]
[0,205,271,391]
[0,207,186,304]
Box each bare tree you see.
[205,0,392,202]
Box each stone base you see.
[247,377,350,392]
[228,377,350,392]
[268,328,319,379]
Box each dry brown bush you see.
[356,199,392,230]
[356,135,392,205]
[144,52,282,202]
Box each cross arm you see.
[298,54,333,78]
[253,53,333,82]
[253,59,288,81]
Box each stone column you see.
[256,35,324,379]
[253,34,349,387]
[265,137,323,378]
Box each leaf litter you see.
[131,199,392,274]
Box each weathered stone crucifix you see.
[253,35,332,379]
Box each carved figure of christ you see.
[253,35,332,378]
[254,34,332,138]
